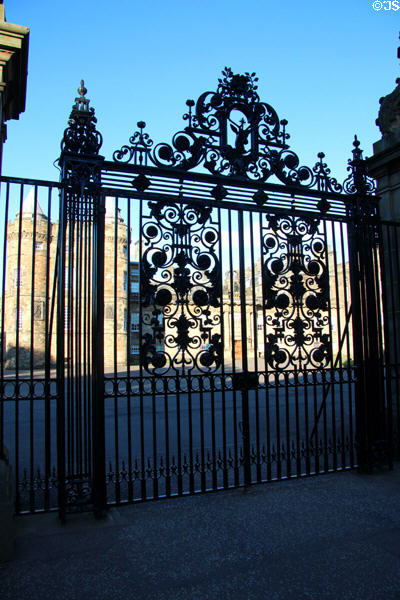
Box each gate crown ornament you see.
[61,79,103,155]
[113,68,375,197]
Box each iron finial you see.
[74,79,90,112]
[78,80,87,97]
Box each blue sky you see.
[4,0,399,184]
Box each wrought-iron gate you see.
[0,71,395,517]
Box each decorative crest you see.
[113,68,316,186]
[61,80,103,155]
[217,67,260,103]
[113,69,377,200]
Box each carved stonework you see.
[376,78,400,137]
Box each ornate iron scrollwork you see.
[65,478,92,510]
[141,200,222,374]
[113,68,348,192]
[262,214,331,370]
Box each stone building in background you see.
[3,193,133,370]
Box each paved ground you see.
[1,467,400,599]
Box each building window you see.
[65,267,76,289]
[105,304,114,320]
[64,306,70,330]
[124,272,128,292]
[130,345,140,355]
[35,242,43,251]
[14,268,22,288]
[131,312,139,332]
[34,301,44,320]
[124,309,127,331]
[130,281,139,294]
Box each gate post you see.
[346,138,386,471]
[57,81,106,518]
[366,57,400,461]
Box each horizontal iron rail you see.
[99,187,358,224]
[0,175,62,188]
[102,160,376,205]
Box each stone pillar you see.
[0,2,29,174]
[0,2,29,559]
[366,45,400,457]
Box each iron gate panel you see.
[101,192,358,504]
[0,70,395,515]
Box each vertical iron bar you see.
[44,187,52,510]
[77,203,84,477]
[113,197,120,504]
[163,376,171,496]
[340,222,354,467]
[380,224,394,464]
[313,370,319,474]
[82,198,88,475]
[14,184,24,513]
[188,374,194,494]
[210,381,217,490]
[152,373,158,498]
[218,208,228,489]
[284,371,290,478]
[238,211,251,487]
[275,371,281,479]
[126,197,133,502]
[199,375,206,492]
[392,225,400,453]
[259,211,271,480]
[249,211,261,483]
[92,191,106,515]
[67,218,74,479]
[29,186,38,512]
[322,369,329,472]
[347,201,366,469]
[138,199,146,501]
[0,182,9,462]
[323,219,336,471]
[373,224,388,464]
[228,210,239,486]
[87,201,93,479]
[304,369,310,475]
[176,380,182,495]
[332,222,345,469]
[56,186,67,520]
[294,368,301,476]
